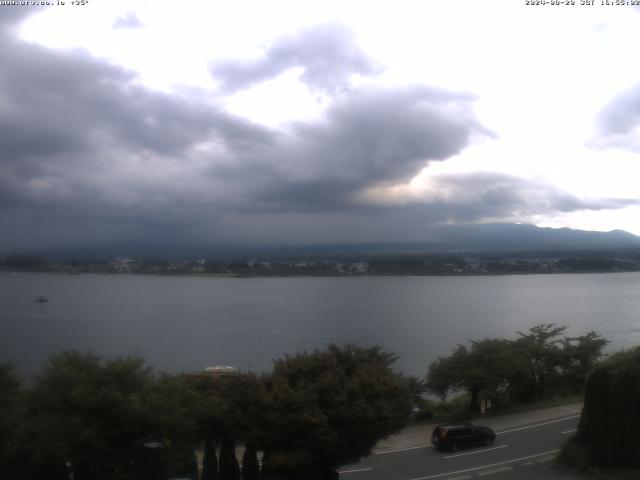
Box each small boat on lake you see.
[34,296,48,303]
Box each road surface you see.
[339,412,583,480]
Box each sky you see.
[2,0,640,251]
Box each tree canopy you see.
[0,330,609,479]
[426,324,608,413]
[562,346,640,469]
[0,364,24,473]
[23,352,201,480]
[260,344,411,476]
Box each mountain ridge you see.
[10,223,640,260]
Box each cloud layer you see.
[113,12,144,30]
[0,15,634,251]
[592,84,640,152]
[210,23,382,94]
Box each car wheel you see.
[484,438,492,446]
[451,443,459,452]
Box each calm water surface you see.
[1,272,640,376]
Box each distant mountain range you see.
[425,223,640,253]
[23,224,640,260]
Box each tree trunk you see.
[241,444,260,480]
[72,461,93,480]
[202,437,218,480]
[219,436,241,480]
[260,449,275,478]
[184,449,199,480]
[469,388,480,415]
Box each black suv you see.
[431,422,496,452]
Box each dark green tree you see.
[559,331,608,393]
[27,351,201,480]
[28,352,154,479]
[189,375,223,480]
[0,362,67,480]
[192,371,266,480]
[561,346,640,469]
[260,344,411,478]
[425,345,468,400]
[0,363,31,478]
[426,325,608,411]
[0,364,22,456]
[426,339,514,414]
[512,323,568,400]
[145,373,201,480]
[217,373,268,480]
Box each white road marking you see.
[535,457,555,463]
[496,415,580,435]
[339,467,373,474]
[409,449,560,480]
[562,429,577,434]
[375,444,432,455]
[444,445,508,459]
[521,461,534,466]
[477,466,514,476]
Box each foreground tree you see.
[260,344,412,478]
[559,331,609,393]
[511,323,568,400]
[27,351,202,480]
[190,375,223,480]
[192,371,267,480]
[426,325,608,412]
[0,364,29,477]
[426,339,514,414]
[145,373,202,480]
[27,352,155,479]
[217,373,266,480]
[560,346,640,470]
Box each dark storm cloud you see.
[210,23,382,94]
[592,84,640,152]
[0,19,275,251]
[414,172,640,224]
[0,27,274,189]
[113,12,144,29]
[0,42,273,162]
[249,86,492,211]
[212,172,640,244]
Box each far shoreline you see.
[3,269,640,279]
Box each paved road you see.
[339,406,584,480]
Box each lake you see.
[1,272,639,377]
